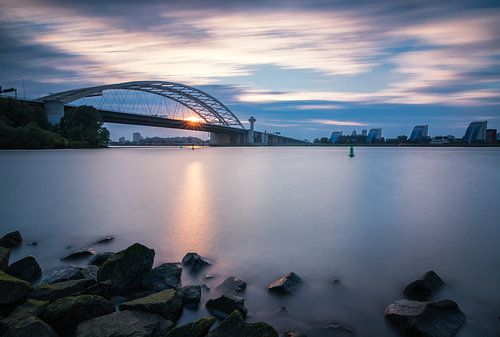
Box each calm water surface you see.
[1,147,499,336]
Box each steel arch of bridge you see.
[37,81,245,128]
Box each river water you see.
[1,147,499,336]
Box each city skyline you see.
[1,0,499,139]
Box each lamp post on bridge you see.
[248,116,256,145]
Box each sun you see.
[184,116,203,123]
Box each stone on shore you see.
[97,243,155,292]
[0,231,22,248]
[75,310,173,337]
[96,236,114,244]
[207,310,278,337]
[142,262,182,291]
[0,247,10,271]
[0,299,50,335]
[166,316,216,337]
[120,288,183,321]
[88,252,114,267]
[404,270,445,301]
[215,276,246,295]
[182,252,211,272]
[205,294,247,319]
[43,294,114,335]
[0,271,31,305]
[2,316,58,337]
[178,285,201,306]
[79,280,112,298]
[61,248,96,261]
[283,330,307,337]
[29,278,96,301]
[41,266,86,284]
[7,256,42,283]
[268,272,302,293]
[384,299,465,337]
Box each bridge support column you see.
[210,132,231,146]
[44,100,65,125]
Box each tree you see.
[60,106,110,147]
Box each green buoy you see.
[349,145,355,157]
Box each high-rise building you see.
[463,121,487,143]
[486,129,497,142]
[329,131,342,143]
[361,129,367,136]
[119,137,126,144]
[409,125,429,142]
[133,132,143,143]
[367,128,382,143]
[351,130,357,137]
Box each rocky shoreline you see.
[0,230,468,337]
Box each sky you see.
[0,0,499,140]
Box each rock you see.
[0,247,10,271]
[207,310,278,337]
[178,285,201,306]
[43,294,114,335]
[0,299,50,335]
[166,316,216,337]
[29,278,96,301]
[216,277,246,295]
[384,299,465,337]
[202,284,211,292]
[61,247,96,261]
[404,270,445,301]
[0,271,31,305]
[142,263,182,291]
[2,316,58,337]
[332,278,340,285]
[26,241,37,246]
[283,330,307,337]
[96,236,114,244]
[88,252,114,267]
[81,265,99,280]
[182,252,211,272]
[97,243,155,292]
[0,231,22,248]
[120,288,183,321]
[41,266,86,284]
[74,310,173,337]
[7,256,42,283]
[204,274,215,280]
[80,280,112,298]
[205,294,247,319]
[268,272,302,293]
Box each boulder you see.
[404,271,445,301]
[268,272,302,293]
[207,310,278,337]
[61,248,96,261]
[2,316,58,337]
[97,243,155,292]
[7,256,42,283]
[166,316,216,337]
[215,277,246,295]
[0,299,50,334]
[96,236,114,244]
[29,278,96,301]
[0,271,31,305]
[74,310,173,337]
[120,288,183,321]
[0,231,22,248]
[205,294,247,319]
[182,252,211,272]
[80,280,112,298]
[0,247,10,271]
[43,294,114,335]
[384,299,465,337]
[178,285,201,306]
[41,266,86,284]
[81,265,99,280]
[283,330,307,337]
[88,252,114,267]
[142,263,182,291]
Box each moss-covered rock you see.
[97,243,154,292]
[2,316,58,337]
[7,256,42,283]
[29,278,96,301]
[166,316,216,337]
[178,285,201,307]
[0,299,49,335]
[0,271,31,305]
[41,266,86,284]
[88,252,114,267]
[205,294,247,319]
[0,247,10,271]
[75,310,173,337]
[207,310,278,337]
[120,288,182,322]
[79,280,112,298]
[43,294,114,335]
[142,263,182,291]
[0,231,22,248]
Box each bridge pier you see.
[210,132,246,146]
[44,100,65,125]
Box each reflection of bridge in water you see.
[35,81,308,146]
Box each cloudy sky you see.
[1,0,499,140]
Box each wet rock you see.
[81,265,98,280]
[97,243,155,292]
[166,316,216,337]
[96,236,114,244]
[43,294,114,335]
[404,271,445,301]
[75,310,173,337]
[2,316,58,337]
[205,294,247,319]
[216,276,246,295]
[315,321,354,334]
[202,284,211,292]
[178,285,201,306]
[207,310,278,337]
[88,252,114,267]
[80,280,112,298]
[384,299,465,337]
[283,330,307,337]
[332,278,341,285]
[26,241,37,246]
[3,299,49,320]
[268,272,302,293]
[204,274,215,280]
[0,271,31,305]
[120,288,183,321]
[182,252,211,272]
[61,248,96,261]
[41,266,86,284]
[7,256,42,283]
[0,247,10,271]
[29,278,96,301]
[0,231,22,248]
[142,263,182,291]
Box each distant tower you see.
[248,116,256,144]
